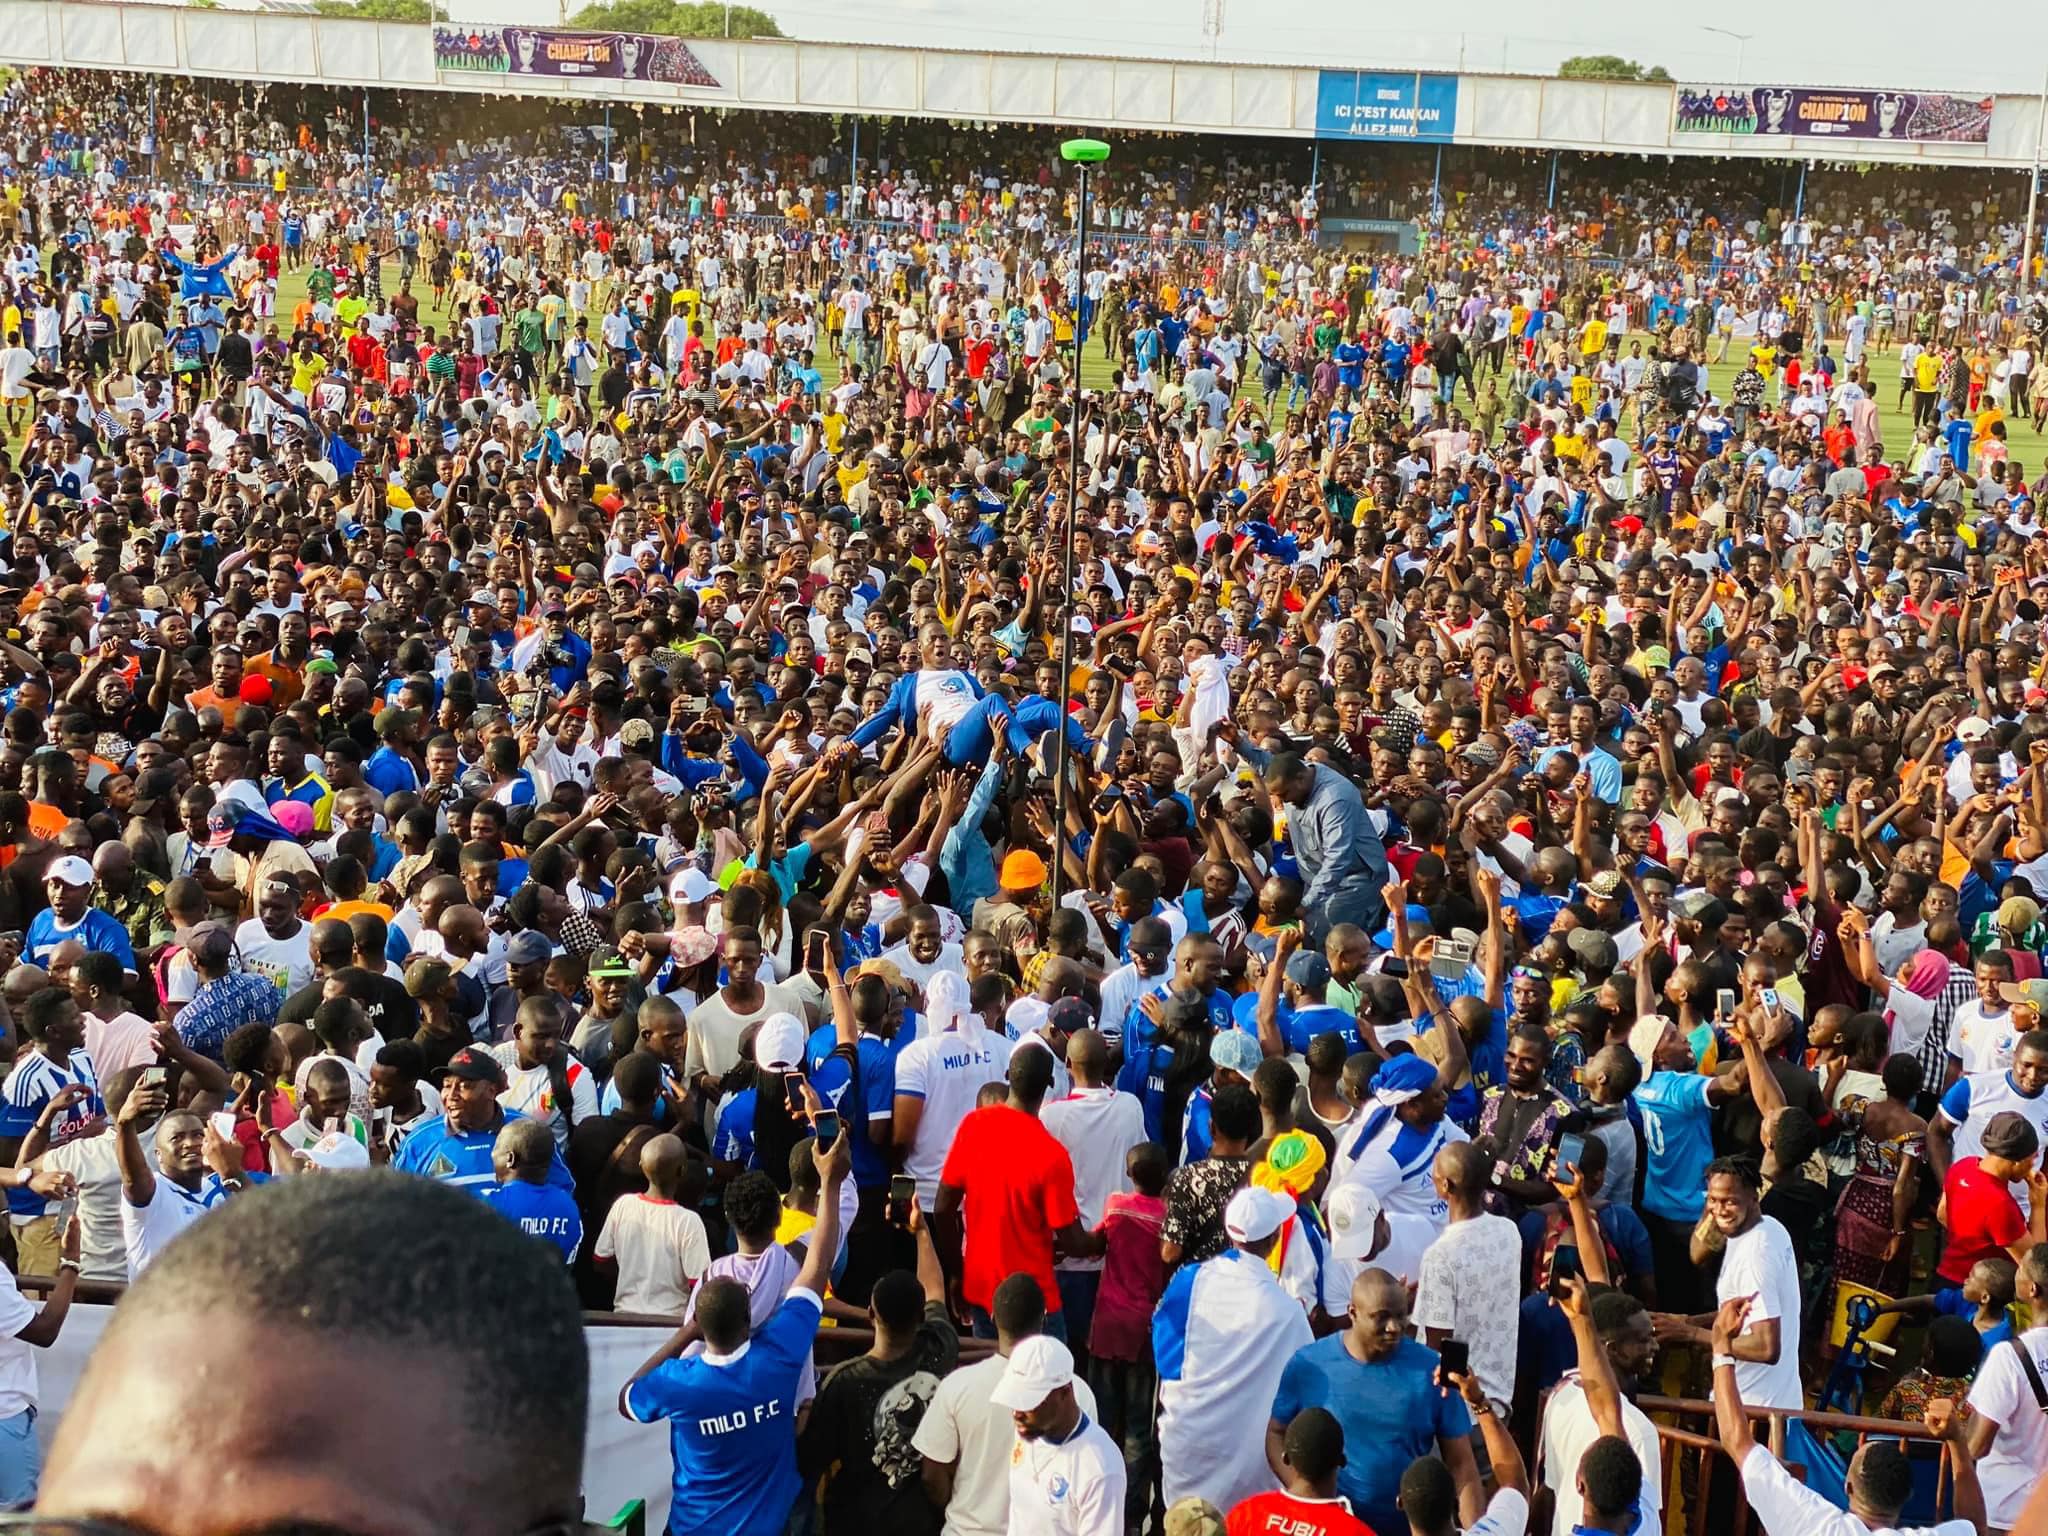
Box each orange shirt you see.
[185,685,241,716]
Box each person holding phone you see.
[1267,1266,1480,1536]
[620,1118,853,1536]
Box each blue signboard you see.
[1314,71,1459,142]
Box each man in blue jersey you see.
[393,1046,572,1196]
[620,1119,850,1536]
[25,856,136,974]
[848,666,984,763]
[1626,1011,1751,1314]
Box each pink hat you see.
[272,800,316,840]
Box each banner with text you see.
[1314,71,1458,142]
[1674,85,1992,143]
[434,25,719,89]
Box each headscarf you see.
[1896,949,1951,1002]
[1344,1053,1439,1162]
[925,969,979,1040]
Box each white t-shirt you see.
[121,1174,226,1278]
[1004,1409,1124,1536]
[1464,1486,1531,1536]
[894,1027,1012,1204]
[1948,1001,2018,1077]
[1040,1086,1147,1274]
[0,1268,36,1418]
[683,983,807,1085]
[1717,1215,1804,1410]
[1740,1441,1971,1536]
[489,1047,600,1151]
[880,942,966,997]
[1967,1325,2048,1525]
[38,1129,142,1283]
[595,1193,711,1318]
[912,1351,1099,1536]
[235,919,316,1003]
[1538,1377,1664,1534]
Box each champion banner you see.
[1674,84,1992,144]
[434,25,719,89]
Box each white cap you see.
[301,1130,371,1171]
[46,856,93,888]
[1327,1183,1385,1262]
[1222,1185,1295,1246]
[753,1012,808,1073]
[669,866,716,905]
[990,1335,1076,1412]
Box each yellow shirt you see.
[1916,353,1940,390]
[291,353,328,395]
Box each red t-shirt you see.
[1939,1156,2026,1283]
[1226,1491,1378,1536]
[939,1104,1079,1313]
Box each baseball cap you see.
[1044,996,1093,1039]
[1327,1182,1385,1261]
[374,706,420,738]
[1285,951,1332,992]
[403,955,454,1000]
[989,1335,1077,1412]
[1957,716,1994,743]
[504,930,554,966]
[1163,1501,1226,1536]
[670,925,718,967]
[442,1045,509,1087]
[669,866,716,905]
[204,803,240,848]
[1566,927,1619,972]
[753,1012,808,1072]
[46,855,93,888]
[1999,978,2048,1013]
[1210,1029,1263,1079]
[589,948,635,980]
[1223,1186,1295,1245]
[301,1129,371,1171]
[183,922,234,969]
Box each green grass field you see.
[84,259,2048,479]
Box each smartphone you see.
[888,1172,916,1228]
[1549,1244,1583,1299]
[1554,1132,1586,1184]
[373,1105,394,1140]
[452,624,470,652]
[140,1066,170,1092]
[1436,1338,1470,1379]
[209,1111,238,1141]
[1380,956,1410,979]
[1760,987,1781,1013]
[784,1072,807,1115]
[812,1109,841,1144]
[1716,989,1738,1021]
[512,518,530,541]
[323,1117,343,1136]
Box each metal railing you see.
[1633,1392,1951,1536]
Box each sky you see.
[442,0,2048,96]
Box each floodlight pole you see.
[1049,136,1110,913]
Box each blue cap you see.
[1211,1029,1263,1078]
[1371,904,1432,949]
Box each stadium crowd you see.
[0,57,2044,1536]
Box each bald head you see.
[1066,1027,1110,1084]
[640,1132,686,1197]
[1435,1140,1488,1200]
